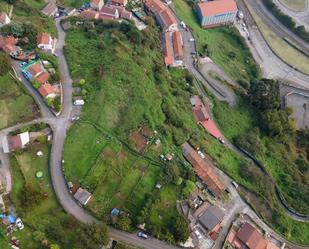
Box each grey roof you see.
[41,2,58,17]
[198,205,224,231]
[74,187,92,205]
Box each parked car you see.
[74,99,85,106]
[137,231,148,239]
[218,138,225,144]
[194,229,202,240]
[180,21,186,29]
[197,150,205,159]
[71,116,80,121]
[232,181,239,189]
[189,38,195,42]
[16,218,24,230]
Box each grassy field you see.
[244,0,309,74]
[63,20,201,242]
[174,0,259,82]
[10,141,59,248]
[0,0,57,37]
[0,71,39,129]
[279,0,307,11]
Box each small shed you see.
[74,187,92,205]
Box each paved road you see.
[237,0,309,90]
[245,0,309,56]
[273,0,309,30]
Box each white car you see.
[194,229,202,240]
[197,150,205,159]
[189,38,195,42]
[16,218,24,230]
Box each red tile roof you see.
[237,223,267,249]
[144,0,166,14]
[2,44,17,54]
[38,83,57,97]
[111,0,127,6]
[182,143,225,196]
[28,63,44,77]
[172,31,183,59]
[8,135,22,151]
[101,6,119,17]
[37,33,51,45]
[157,9,177,29]
[121,10,132,19]
[162,32,174,66]
[36,71,50,84]
[80,10,99,19]
[0,35,18,49]
[198,0,237,17]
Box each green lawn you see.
[174,0,259,82]
[0,72,39,129]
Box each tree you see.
[50,244,60,249]
[249,78,280,111]
[170,215,190,243]
[182,180,197,198]
[116,216,132,231]
[0,54,10,76]
[33,230,46,242]
[235,127,263,155]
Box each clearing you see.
[0,72,39,129]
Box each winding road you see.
[0,7,309,249]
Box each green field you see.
[174,0,259,82]
[0,72,39,129]
[63,20,199,242]
[8,136,109,249]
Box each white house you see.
[0,12,10,27]
[37,33,56,53]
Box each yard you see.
[0,72,39,129]
[173,0,259,82]
[244,0,309,74]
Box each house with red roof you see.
[182,142,225,196]
[156,8,178,32]
[111,0,128,7]
[37,33,56,53]
[80,10,99,20]
[100,5,119,19]
[0,12,10,27]
[172,31,183,61]
[27,63,45,79]
[36,71,50,85]
[196,0,238,28]
[90,0,104,11]
[227,223,280,249]
[162,32,174,67]
[2,132,30,153]
[38,83,59,99]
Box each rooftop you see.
[74,187,92,205]
[37,33,51,45]
[197,0,238,17]
[198,205,224,231]
[38,83,57,97]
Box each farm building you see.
[74,187,92,205]
[2,132,30,153]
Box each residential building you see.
[74,187,92,205]
[38,83,58,99]
[196,0,238,28]
[111,0,128,6]
[0,12,10,27]
[41,2,58,17]
[2,132,30,153]
[121,9,132,19]
[37,33,56,53]
[227,222,280,249]
[27,63,45,79]
[162,32,174,67]
[144,0,166,14]
[90,0,104,11]
[156,9,178,32]
[198,205,224,240]
[36,71,50,85]
[0,35,18,49]
[100,6,119,19]
[182,143,225,196]
[172,31,183,61]
[80,10,99,20]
